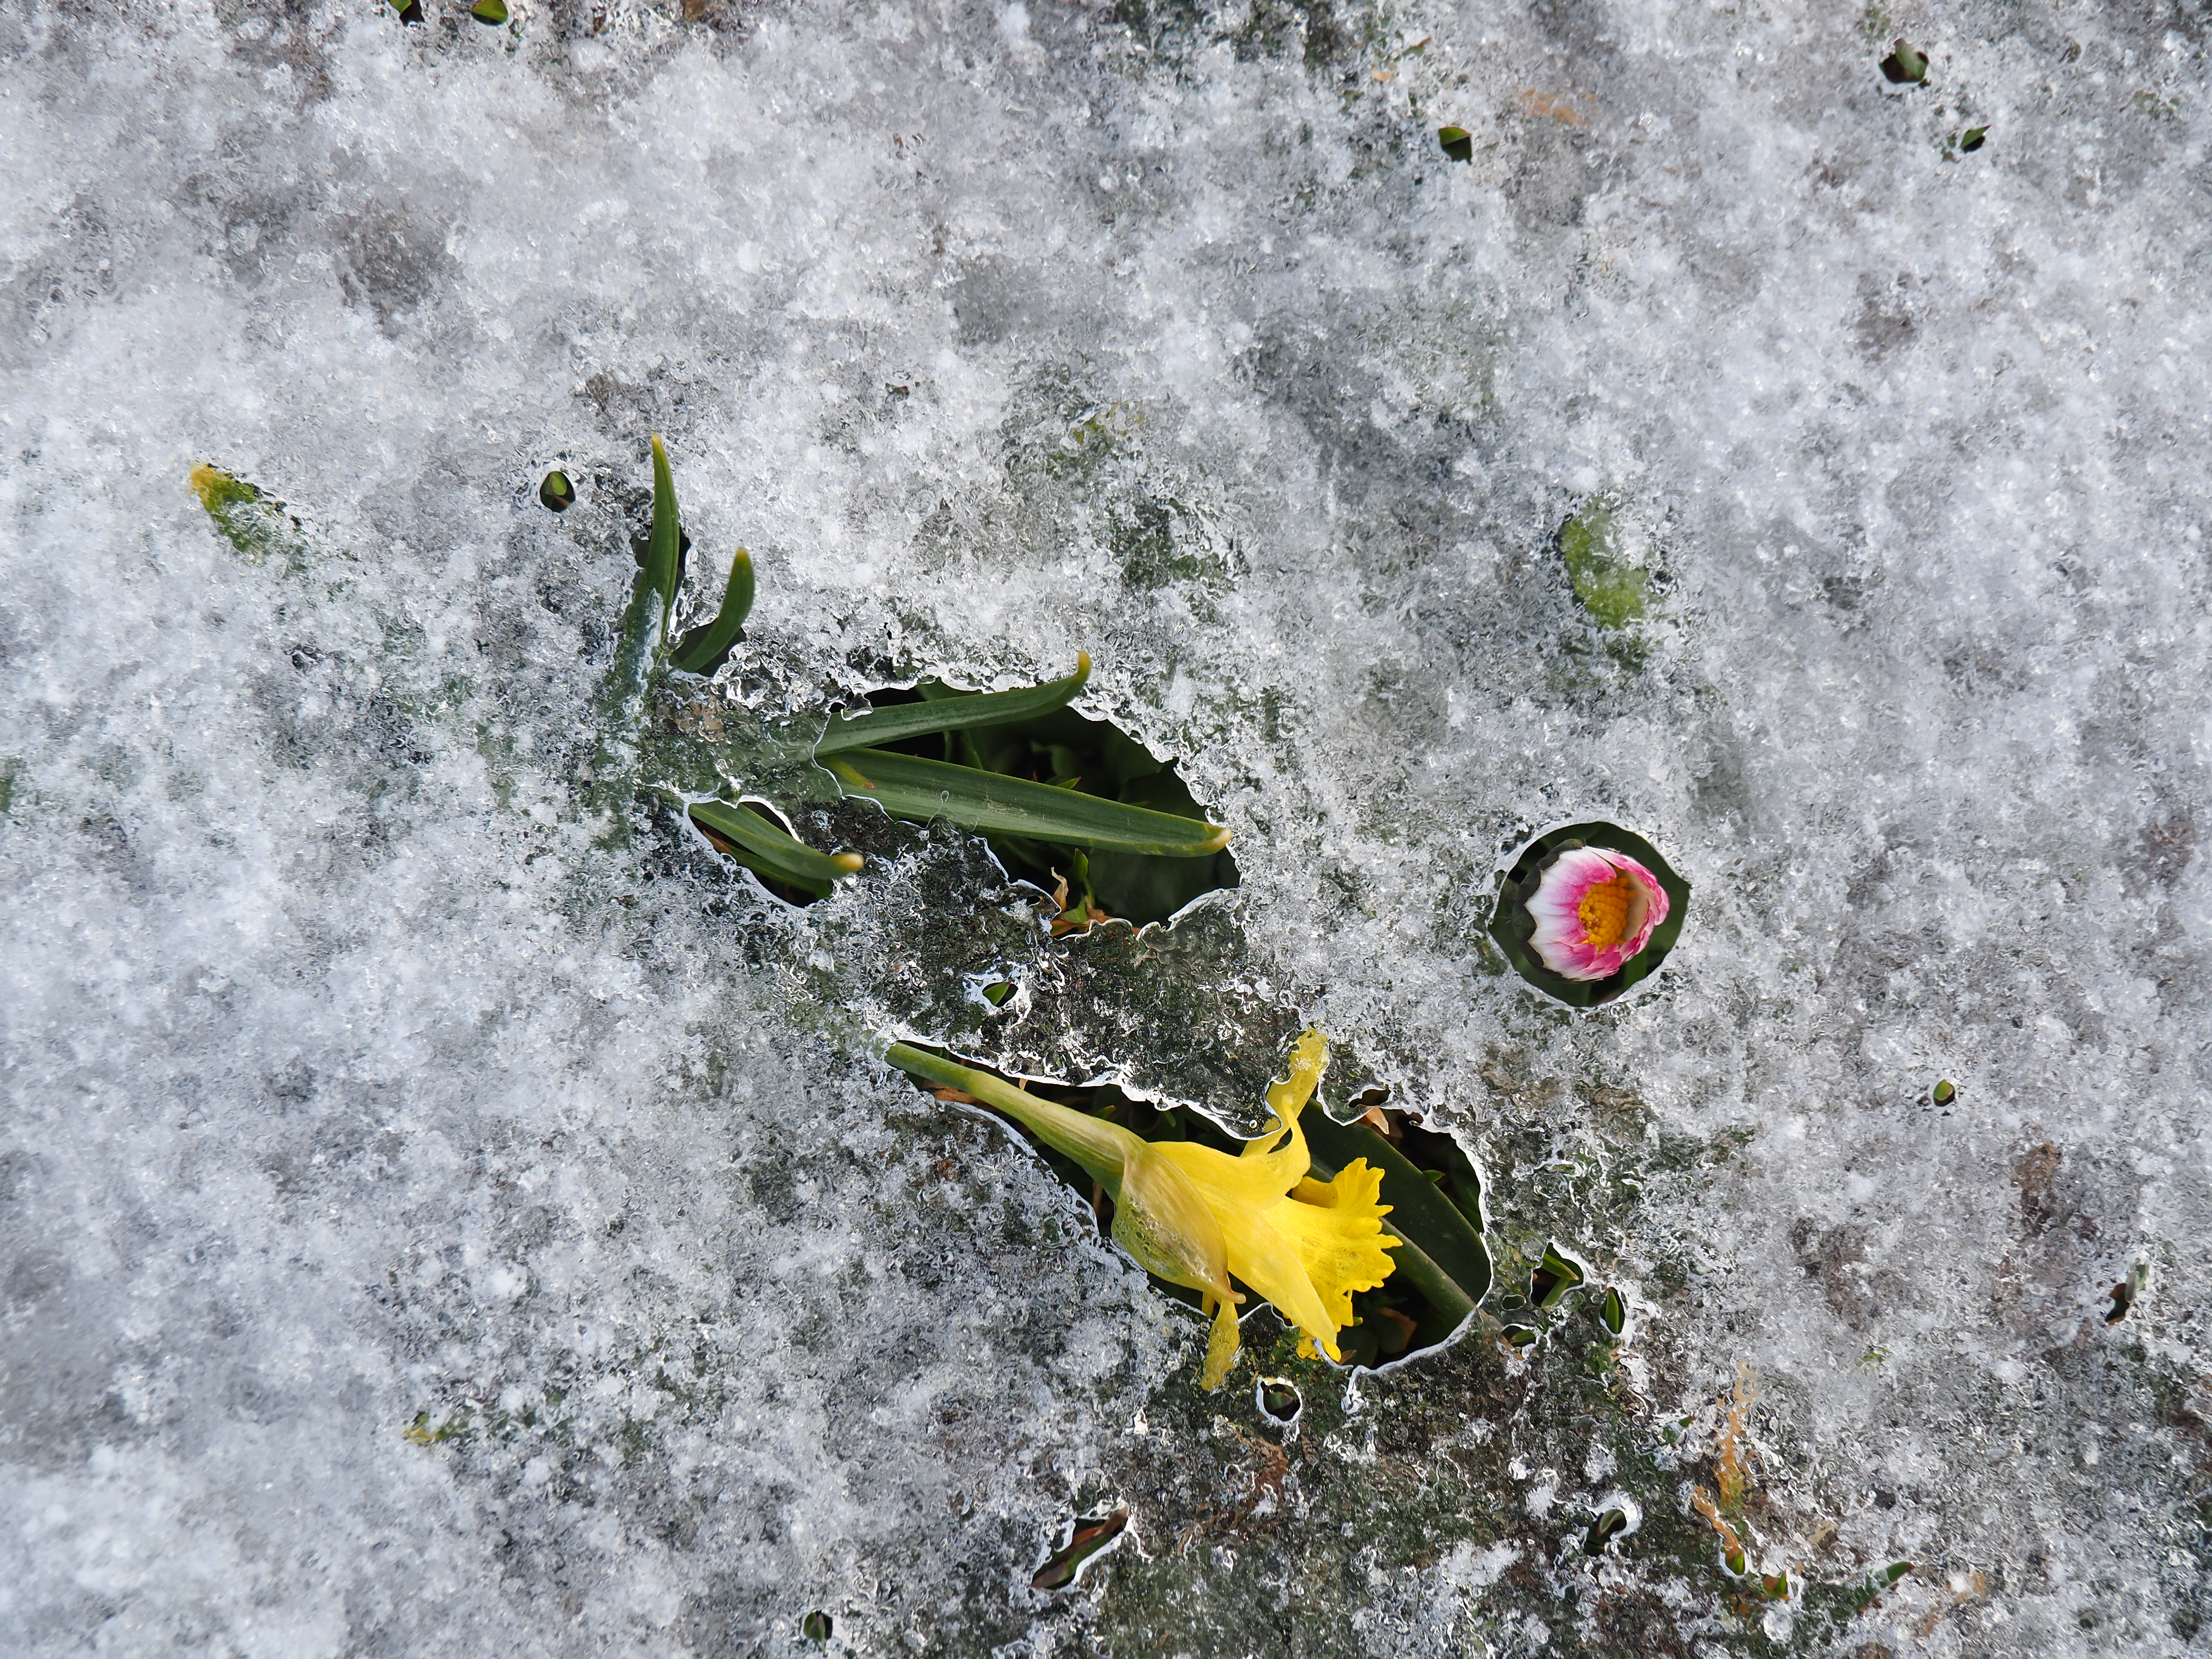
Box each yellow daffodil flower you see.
[885,1029,1400,1389]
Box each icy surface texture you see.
[4,0,2210,1654]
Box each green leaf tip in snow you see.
[824,747,1229,857]
[672,549,754,677]
[814,653,1092,756]
[538,469,574,512]
[1437,125,1474,163]
[1031,1509,1129,1591]
[1529,1245,1586,1308]
[1557,501,1648,627]
[645,435,683,642]
[1598,1285,1627,1335]
[1879,39,1928,84]
[685,797,862,898]
[471,0,510,21]
[1583,1509,1631,1556]
[1959,125,1987,151]
[190,464,302,567]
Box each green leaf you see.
[1437,125,1474,163]
[190,464,305,570]
[814,654,1092,756]
[1959,125,1987,151]
[1529,1245,1586,1308]
[1030,1509,1129,1591]
[1597,1285,1627,1336]
[684,797,862,893]
[1302,1115,1490,1316]
[644,435,683,643]
[1086,762,1239,922]
[671,549,754,676]
[471,0,509,20]
[538,469,574,512]
[1583,1508,1630,1556]
[823,748,1230,857]
[1879,39,1927,83]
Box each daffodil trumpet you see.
[885,1030,1400,1389]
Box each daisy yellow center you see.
[1578,874,1636,948]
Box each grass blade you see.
[813,654,1091,756]
[672,548,754,676]
[686,797,862,891]
[1303,1115,1492,1312]
[645,434,683,643]
[824,748,1229,856]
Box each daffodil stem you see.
[884,1044,1131,1199]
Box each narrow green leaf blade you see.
[645,435,682,643]
[1303,1114,1492,1312]
[825,747,1229,856]
[672,548,754,676]
[814,654,1093,756]
[686,797,862,888]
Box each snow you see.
[4,0,2210,1653]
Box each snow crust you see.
[4,0,2210,1653]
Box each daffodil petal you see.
[1262,1028,1330,1125]
[1267,1158,1400,1333]
[1199,1293,1242,1390]
[1155,1133,1304,1212]
[1208,1198,1341,1359]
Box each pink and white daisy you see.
[1525,847,1670,982]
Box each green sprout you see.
[625,439,1237,915]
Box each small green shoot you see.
[1529,1246,1586,1308]
[800,1610,832,1642]
[1596,1286,1627,1335]
[1583,1508,1631,1556]
[671,549,754,677]
[1959,125,1987,151]
[1880,40,1928,84]
[1437,125,1474,162]
[539,469,575,512]
[471,0,510,20]
[644,435,683,645]
[1032,1508,1129,1590]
